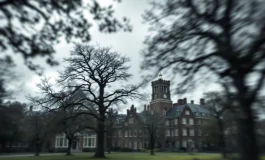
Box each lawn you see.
[0,153,264,160]
[0,153,223,160]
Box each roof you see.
[165,103,212,118]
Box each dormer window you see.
[176,110,180,115]
[185,110,190,115]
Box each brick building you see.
[111,74,213,150]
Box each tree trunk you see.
[35,143,41,156]
[66,139,72,156]
[239,115,259,160]
[94,119,106,158]
[150,133,155,155]
[107,131,112,154]
[217,119,227,158]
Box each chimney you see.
[29,106,33,112]
[191,100,194,104]
[183,98,187,104]
[134,107,137,112]
[144,104,146,111]
[177,99,182,104]
[127,109,129,115]
[147,105,150,111]
[200,98,205,105]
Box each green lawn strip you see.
[0,153,222,160]
[1,153,265,160]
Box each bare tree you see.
[143,111,161,155]
[0,0,131,73]
[28,79,96,156]
[203,92,229,158]
[55,44,141,158]
[142,1,265,159]
[24,108,55,156]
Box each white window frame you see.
[182,140,187,147]
[189,118,194,125]
[166,120,169,126]
[182,128,187,136]
[190,129,194,136]
[185,110,190,115]
[174,119,178,125]
[83,134,96,148]
[182,118,186,124]
[55,133,68,148]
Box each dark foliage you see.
[0,0,131,73]
[142,1,265,160]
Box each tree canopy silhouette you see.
[142,1,265,160]
[0,0,131,73]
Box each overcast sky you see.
[9,0,222,113]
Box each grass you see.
[0,152,264,160]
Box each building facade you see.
[110,75,213,151]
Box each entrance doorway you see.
[71,140,79,152]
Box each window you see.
[190,129,194,136]
[175,141,180,147]
[166,120,169,126]
[170,130,174,136]
[129,130,132,137]
[182,128,187,136]
[189,118,194,125]
[175,129,178,136]
[134,130,137,137]
[83,134,96,148]
[125,122,128,126]
[182,118,187,124]
[185,110,190,115]
[174,119,178,125]
[119,130,122,137]
[129,118,134,124]
[55,133,68,148]
[182,140,187,147]
[125,131,128,137]
[134,141,137,149]
[166,129,170,136]
[176,110,180,115]
[202,112,205,116]
[199,129,202,136]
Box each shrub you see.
[119,147,133,152]
[55,148,67,153]
[82,148,96,152]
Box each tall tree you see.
[40,44,141,158]
[143,111,161,155]
[0,0,131,73]
[142,1,265,159]
[23,108,55,156]
[203,92,228,158]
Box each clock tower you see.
[150,73,173,114]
